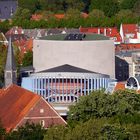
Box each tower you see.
[4,37,17,87]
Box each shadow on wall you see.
[115,56,129,82]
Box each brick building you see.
[0,84,66,132]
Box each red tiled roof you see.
[81,12,88,18]
[122,24,138,39]
[31,12,88,21]
[5,26,23,36]
[115,43,140,52]
[0,84,66,132]
[31,14,43,21]
[0,84,41,132]
[13,38,33,60]
[54,14,65,19]
[114,82,125,91]
[80,27,122,43]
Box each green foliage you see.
[65,0,84,11]
[0,43,7,87]
[133,1,140,17]
[0,121,6,140]
[6,122,46,140]
[116,9,134,19]
[44,118,133,140]
[67,90,140,125]
[18,0,40,13]
[101,124,131,140]
[12,8,32,20]
[65,8,81,19]
[22,51,33,67]
[120,0,138,10]
[89,0,119,17]
[89,9,105,19]
[44,125,68,140]
[0,20,10,33]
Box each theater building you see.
[22,33,115,104]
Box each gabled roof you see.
[5,26,24,36]
[0,84,40,132]
[38,64,102,74]
[0,84,66,132]
[122,24,137,39]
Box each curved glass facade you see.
[22,72,113,103]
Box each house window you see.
[40,120,45,127]
[40,109,44,113]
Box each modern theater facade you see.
[22,33,115,103]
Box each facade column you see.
[44,77,47,99]
[97,78,99,90]
[84,78,86,95]
[91,78,93,92]
[94,78,96,90]
[87,78,90,94]
[55,77,57,102]
[70,78,72,102]
[48,77,50,102]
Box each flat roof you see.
[39,33,109,41]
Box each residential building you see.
[0,84,66,132]
[80,27,122,45]
[132,52,140,77]
[120,24,140,44]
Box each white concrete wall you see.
[33,39,115,78]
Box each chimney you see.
[104,28,107,36]
[98,28,100,34]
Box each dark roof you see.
[20,66,34,72]
[5,37,16,71]
[39,33,109,41]
[38,64,101,74]
[0,0,17,19]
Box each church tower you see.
[4,37,17,87]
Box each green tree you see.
[89,0,119,17]
[0,121,6,140]
[18,0,40,13]
[120,0,138,10]
[89,9,105,19]
[65,0,84,11]
[0,43,7,88]
[116,9,134,19]
[68,90,140,125]
[44,118,133,140]
[22,51,33,67]
[44,125,68,140]
[133,1,140,17]
[6,122,45,140]
[12,8,32,20]
[65,8,81,19]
